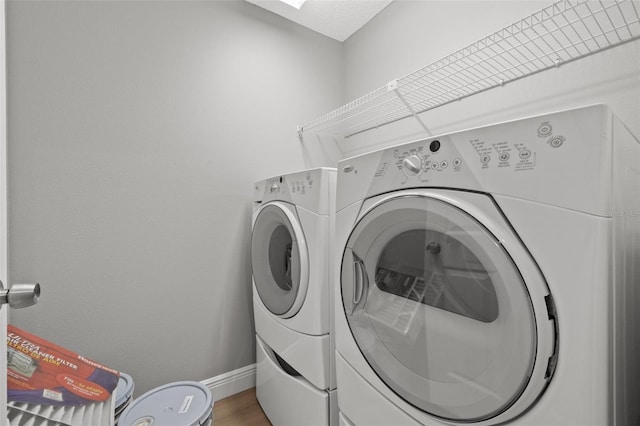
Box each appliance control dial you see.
[402,155,423,175]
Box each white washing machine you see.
[251,167,337,425]
[333,105,640,425]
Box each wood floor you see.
[213,388,272,426]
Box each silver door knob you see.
[0,281,40,309]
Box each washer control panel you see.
[369,113,576,187]
[257,172,315,201]
[254,168,336,214]
[387,128,553,183]
[337,105,612,215]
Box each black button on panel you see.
[429,140,441,152]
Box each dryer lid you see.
[252,202,309,318]
[340,191,556,423]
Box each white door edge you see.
[1,0,9,421]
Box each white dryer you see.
[333,105,640,425]
[251,167,337,425]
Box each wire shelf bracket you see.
[298,0,640,141]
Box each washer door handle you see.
[352,254,368,307]
[0,281,40,309]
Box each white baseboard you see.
[201,364,256,402]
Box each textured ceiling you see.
[246,0,394,42]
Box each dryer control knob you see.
[403,155,423,175]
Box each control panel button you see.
[453,158,462,167]
[549,136,565,148]
[537,122,553,137]
[499,152,510,161]
[480,154,491,164]
[430,162,439,170]
[402,155,423,175]
[519,149,532,160]
[440,160,448,169]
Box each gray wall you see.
[6,0,342,396]
[342,0,640,156]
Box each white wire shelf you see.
[299,0,640,139]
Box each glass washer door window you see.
[252,202,309,317]
[341,195,537,422]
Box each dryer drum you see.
[267,225,294,292]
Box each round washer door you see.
[341,192,554,423]
[252,202,309,318]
